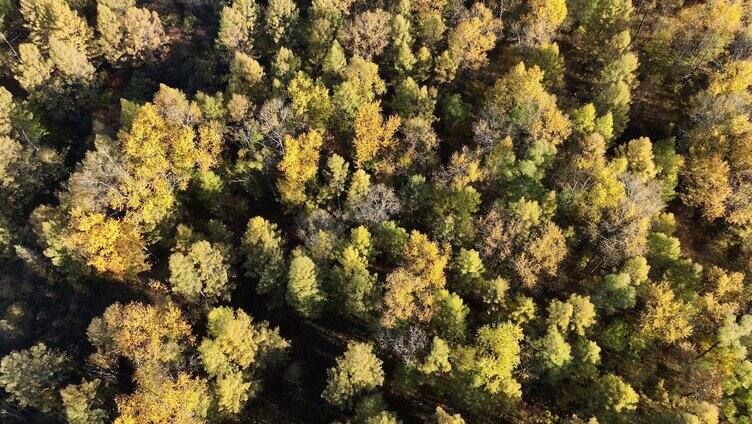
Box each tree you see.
[340,9,391,60]
[433,289,469,343]
[331,233,379,317]
[287,253,326,317]
[382,231,449,327]
[348,183,402,225]
[64,211,150,281]
[435,406,465,423]
[353,394,398,423]
[647,232,681,270]
[169,240,232,306]
[453,248,486,296]
[287,71,333,129]
[419,337,452,375]
[323,342,385,408]
[263,0,299,48]
[217,0,258,54]
[392,78,436,120]
[546,298,573,332]
[426,181,482,245]
[594,32,638,136]
[228,51,265,98]
[114,370,211,424]
[464,323,524,399]
[60,379,108,424]
[87,302,193,368]
[568,295,597,336]
[322,40,348,78]
[0,87,63,220]
[566,0,636,137]
[644,0,742,84]
[535,329,573,373]
[374,221,409,263]
[620,137,658,181]
[271,49,300,93]
[277,129,324,206]
[40,89,222,280]
[15,0,96,116]
[517,0,567,46]
[351,101,401,169]
[445,3,500,72]
[199,307,289,414]
[97,1,167,65]
[20,0,93,50]
[593,273,636,315]
[0,343,70,413]
[333,57,387,123]
[639,282,693,344]
[476,62,571,192]
[389,14,416,76]
[682,61,752,227]
[242,216,287,302]
[363,411,400,424]
[590,374,638,417]
[475,198,567,287]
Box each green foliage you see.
[199,307,289,414]
[590,374,638,417]
[169,240,232,306]
[242,216,286,302]
[331,243,378,317]
[478,62,572,187]
[593,273,636,315]
[323,342,385,408]
[0,343,70,413]
[287,253,325,317]
[4,0,752,421]
[60,379,108,424]
[433,290,469,343]
[534,329,572,370]
[465,323,524,399]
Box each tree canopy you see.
[1,0,751,422]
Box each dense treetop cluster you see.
[1,0,752,422]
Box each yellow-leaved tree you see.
[37,86,224,280]
[277,130,324,206]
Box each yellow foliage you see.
[490,62,572,149]
[68,210,148,280]
[383,268,422,326]
[196,121,224,172]
[166,127,198,180]
[707,60,752,96]
[403,230,448,284]
[20,0,93,53]
[90,301,194,367]
[683,154,731,221]
[639,282,694,344]
[277,130,324,205]
[352,101,400,167]
[522,0,567,45]
[382,231,448,327]
[447,3,500,70]
[115,369,209,424]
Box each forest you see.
[1,0,752,422]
